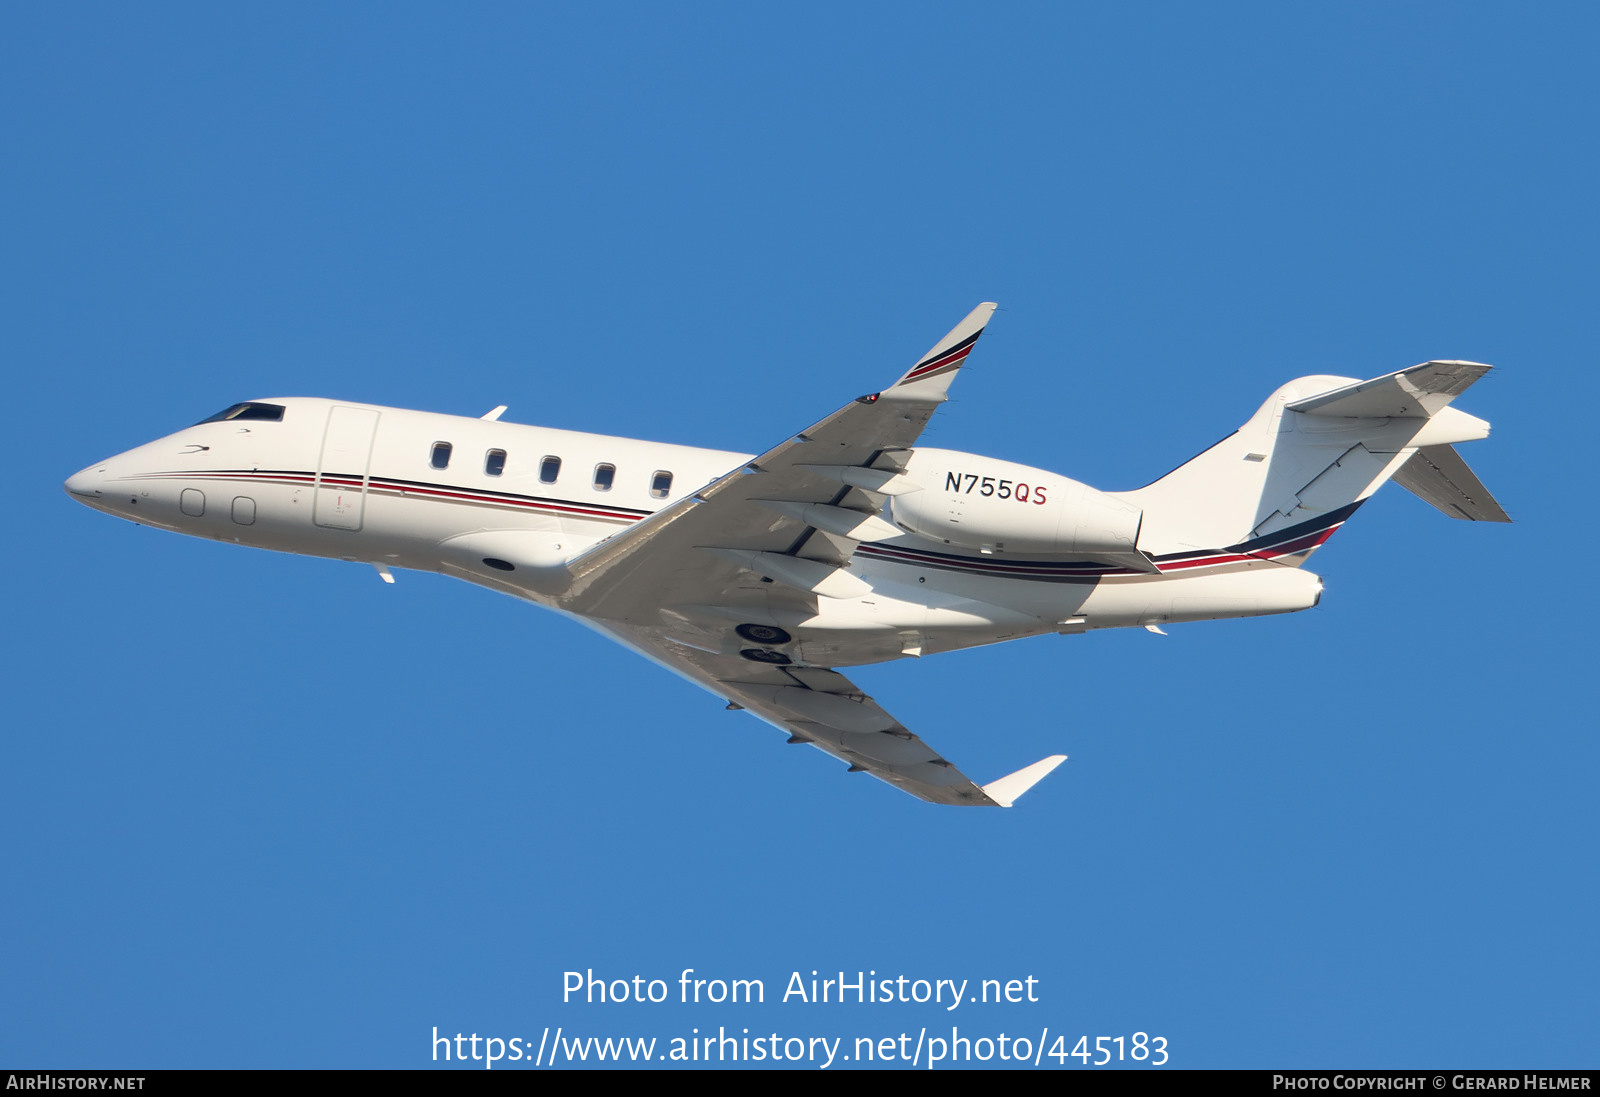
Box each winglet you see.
[981,753,1067,807]
[885,302,998,401]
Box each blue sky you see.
[5,2,1596,1069]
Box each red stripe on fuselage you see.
[140,469,1349,579]
[141,469,647,524]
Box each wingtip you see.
[981,753,1067,808]
[890,303,1000,395]
[962,301,999,330]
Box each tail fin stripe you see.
[1227,501,1362,556]
[904,332,982,381]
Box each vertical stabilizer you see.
[1115,361,1504,562]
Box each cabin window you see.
[195,402,286,425]
[593,463,615,491]
[650,470,673,499]
[484,449,506,476]
[540,456,561,484]
[430,442,452,470]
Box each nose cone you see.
[64,460,134,520]
[64,463,108,502]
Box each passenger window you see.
[484,449,506,477]
[593,463,615,491]
[540,456,561,484]
[650,470,673,499]
[431,442,452,470]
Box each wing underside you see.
[590,620,1064,806]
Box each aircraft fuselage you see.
[65,397,1321,670]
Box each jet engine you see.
[892,450,1143,557]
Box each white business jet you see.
[64,304,1507,806]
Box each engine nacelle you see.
[893,449,1142,556]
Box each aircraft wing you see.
[587,618,1066,807]
[560,302,999,618]
[551,302,1065,805]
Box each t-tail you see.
[1115,361,1510,567]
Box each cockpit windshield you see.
[195,402,286,425]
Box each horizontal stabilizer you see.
[1288,360,1492,419]
[1392,444,1511,522]
[981,754,1067,808]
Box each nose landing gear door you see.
[314,405,380,531]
